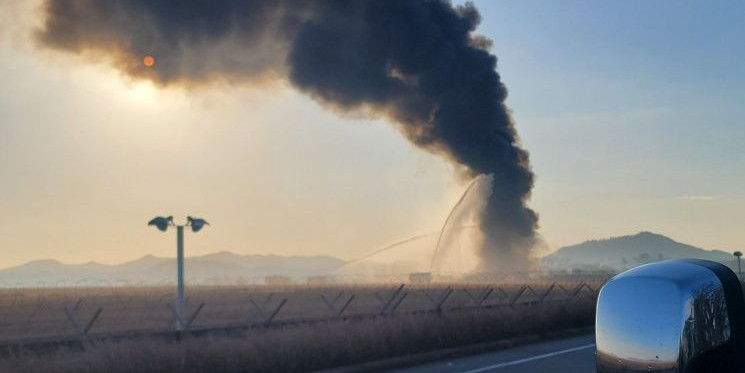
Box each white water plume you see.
[430,174,493,274]
[337,174,495,277]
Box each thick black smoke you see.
[38,0,538,272]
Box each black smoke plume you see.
[38,0,538,272]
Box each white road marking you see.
[457,343,596,373]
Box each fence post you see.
[495,287,509,300]
[249,299,267,320]
[539,284,556,303]
[337,294,355,316]
[423,287,451,309]
[261,293,275,308]
[525,286,540,299]
[509,286,528,306]
[63,307,82,335]
[265,298,287,325]
[321,292,355,316]
[331,291,344,305]
[435,288,454,311]
[320,294,337,314]
[64,306,103,338]
[183,302,206,330]
[463,288,479,305]
[379,284,405,315]
[464,287,494,306]
[388,292,408,314]
[478,288,493,305]
[248,297,288,325]
[82,308,103,336]
[572,282,587,296]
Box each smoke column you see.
[38,0,538,272]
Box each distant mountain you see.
[4,233,736,286]
[0,252,345,286]
[541,232,735,271]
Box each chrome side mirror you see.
[596,259,745,373]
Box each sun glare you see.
[125,81,158,104]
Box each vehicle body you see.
[596,259,745,372]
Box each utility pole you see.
[148,216,209,331]
[176,225,185,330]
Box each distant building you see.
[306,275,334,285]
[264,275,292,286]
[409,272,433,284]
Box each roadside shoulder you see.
[310,327,594,373]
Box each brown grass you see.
[0,282,600,343]
[0,298,595,373]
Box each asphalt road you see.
[386,334,596,373]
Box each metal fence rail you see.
[0,281,601,346]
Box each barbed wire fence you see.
[0,280,603,347]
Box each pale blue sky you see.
[0,1,743,267]
[468,0,745,252]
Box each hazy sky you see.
[1,1,744,268]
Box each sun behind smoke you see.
[143,55,155,67]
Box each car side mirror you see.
[596,259,745,373]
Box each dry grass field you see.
[0,281,600,344]
[0,300,595,373]
[0,281,600,373]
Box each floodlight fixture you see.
[147,216,174,232]
[187,216,209,232]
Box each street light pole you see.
[735,251,742,279]
[176,225,185,331]
[148,215,209,332]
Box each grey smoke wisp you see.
[38,0,538,272]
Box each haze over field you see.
[0,252,343,285]
[1,1,744,270]
[1,231,736,286]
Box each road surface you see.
[386,334,596,373]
